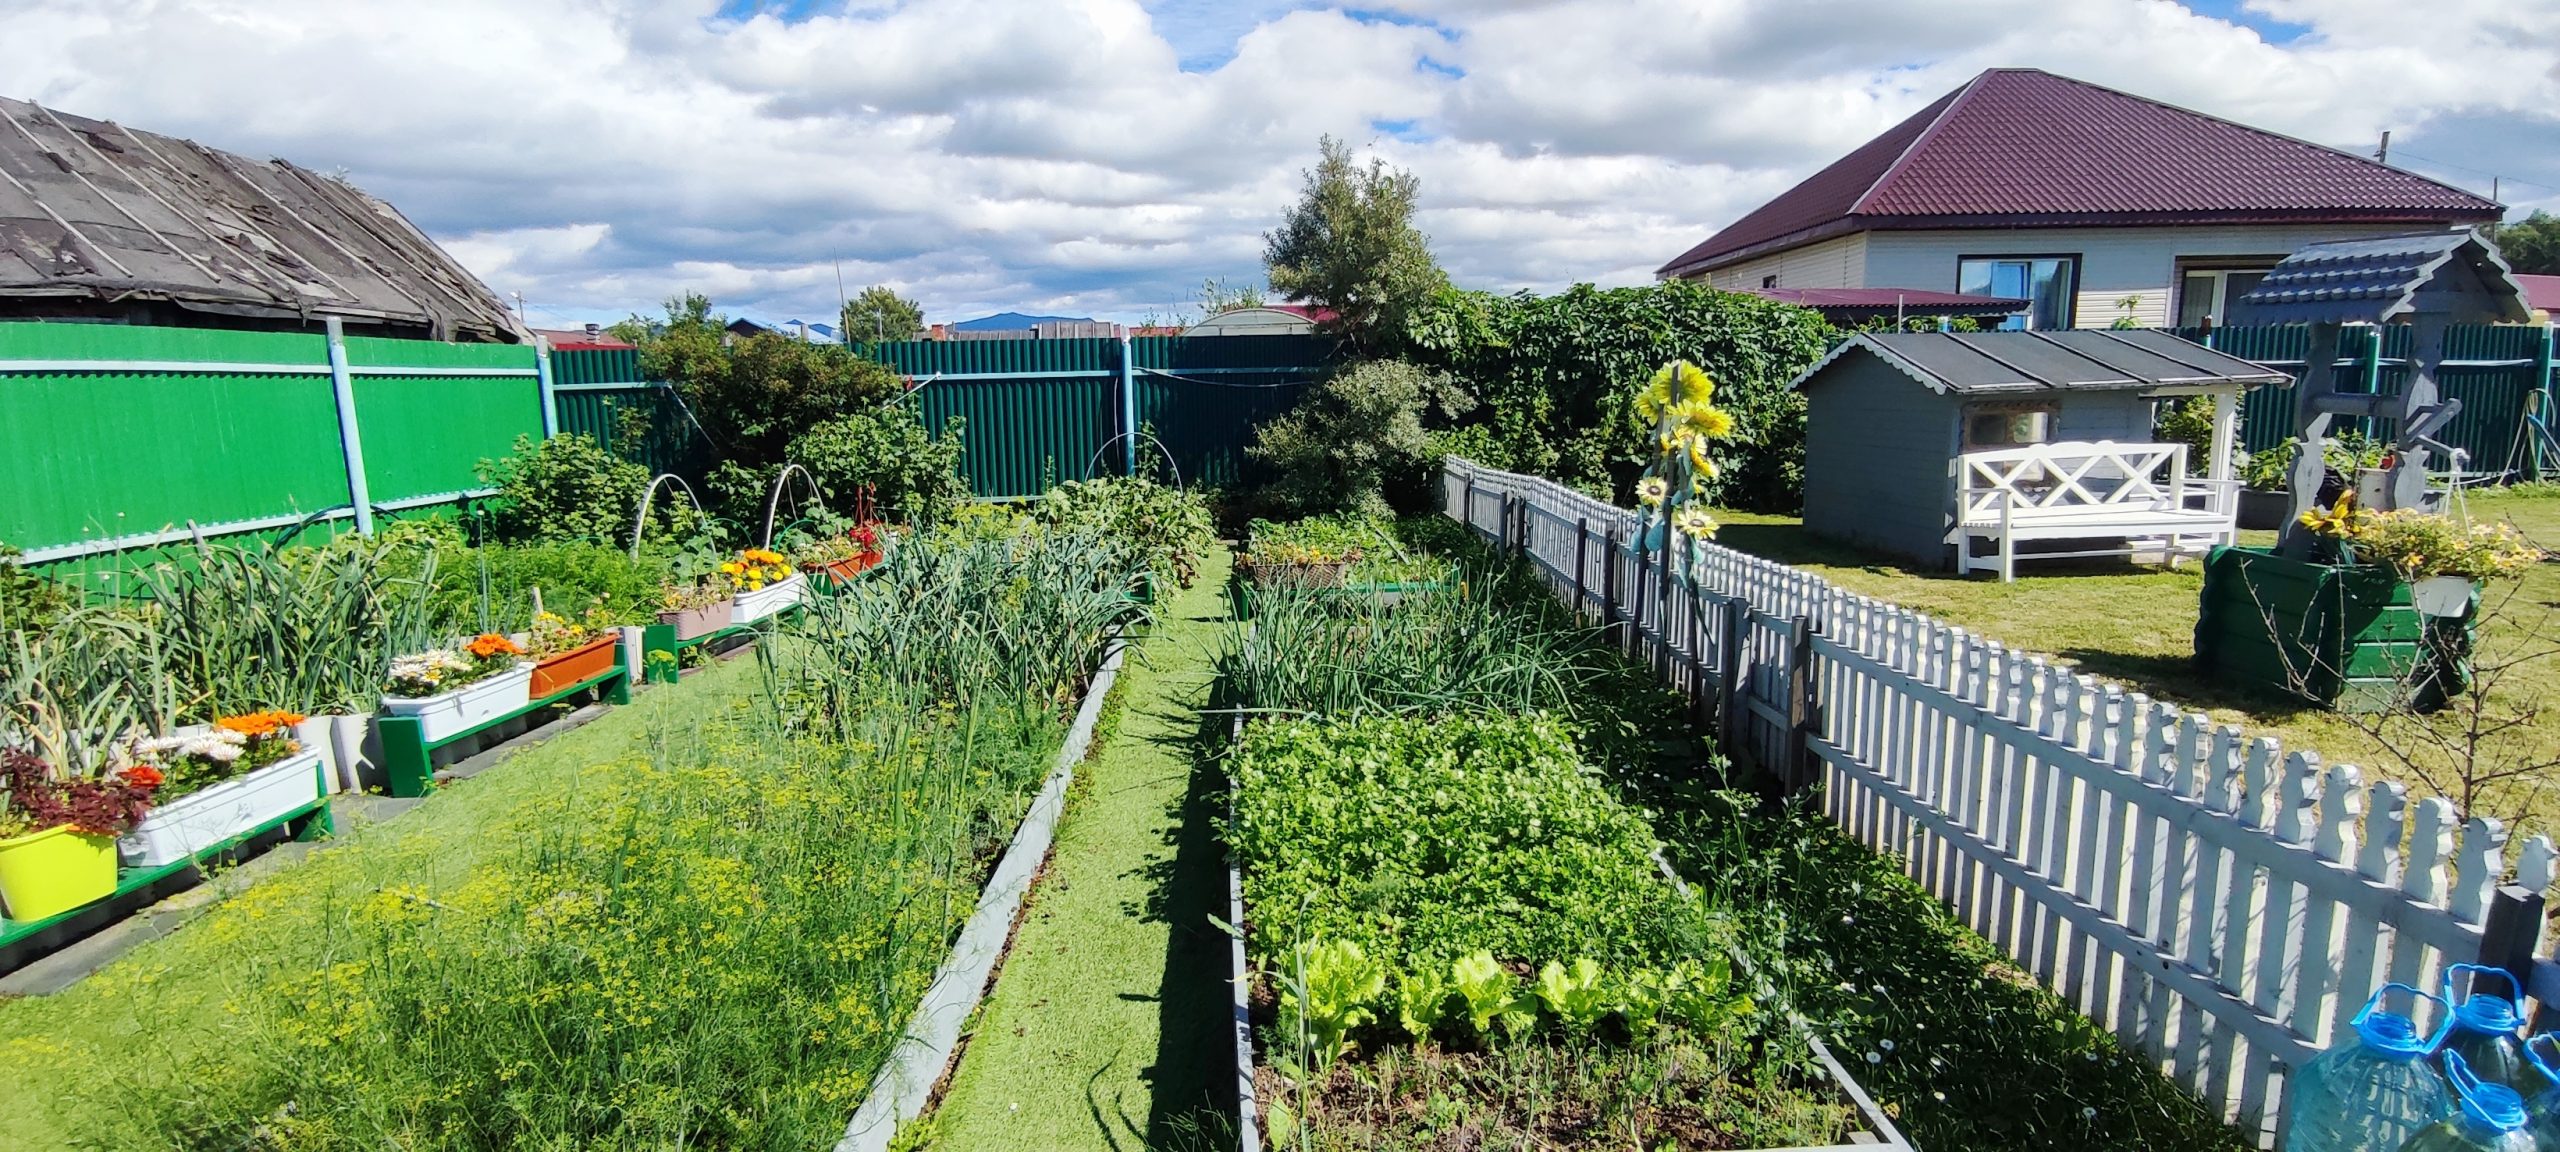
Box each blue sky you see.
[11,0,2551,328]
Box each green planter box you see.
[2194,545,2472,714]
[1227,571,1453,620]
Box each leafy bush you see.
[1403,281,1831,512]
[626,293,906,468]
[785,401,969,528]
[1037,477,1216,587]
[1246,358,1464,519]
[0,545,78,633]
[479,434,663,545]
[1230,712,1686,968]
[2154,396,2238,478]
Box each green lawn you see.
[921,549,1234,1151]
[1708,486,2560,836]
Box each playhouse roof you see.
[1791,329,2289,396]
[2226,230,2533,326]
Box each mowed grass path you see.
[1709,487,2560,834]
[0,653,766,1147]
[925,550,1233,1151]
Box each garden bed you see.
[1220,707,1897,1151]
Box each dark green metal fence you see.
[2173,323,2557,478]
[553,334,1334,499]
[1,321,544,577]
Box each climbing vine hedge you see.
[1403,282,1832,512]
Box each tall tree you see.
[2495,210,2560,276]
[1263,136,1448,353]
[840,285,926,343]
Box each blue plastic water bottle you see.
[2394,1051,2537,1151]
[2283,983,2453,1152]
[2441,965,2535,1095]
[2518,1034,2560,1141]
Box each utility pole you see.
[511,291,526,325]
[2376,130,2391,165]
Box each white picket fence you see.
[1442,458,2556,1144]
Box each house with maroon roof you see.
[1659,69,2503,331]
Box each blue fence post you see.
[323,316,374,536]
[1119,331,1138,477]
[534,334,559,439]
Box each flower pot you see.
[380,663,534,744]
[530,634,620,697]
[0,824,117,922]
[657,598,734,642]
[732,572,810,623]
[2236,488,2291,531]
[2412,575,2476,619]
[117,747,326,868]
[822,553,880,585]
[323,713,375,793]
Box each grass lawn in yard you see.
[920,549,1234,1152]
[1707,485,2560,836]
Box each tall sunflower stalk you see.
[1632,360,1737,551]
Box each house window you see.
[1963,401,2058,449]
[1958,257,2076,330]
[2175,263,2277,327]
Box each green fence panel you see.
[344,337,543,505]
[916,376,1118,498]
[1132,334,1330,487]
[0,323,349,557]
[2179,323,2550,473]
[550,346,643,386]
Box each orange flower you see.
[120,764,165,790]
[216,709,307,738]
[466,633,524,659]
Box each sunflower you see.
[1637,476,1670,506]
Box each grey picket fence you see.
[1442,456,2555,1146]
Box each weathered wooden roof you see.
[1791,329,2290,395]
[2225,230,2533,327]
[0,96,524,341]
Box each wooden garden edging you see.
[1442,457,2556,1148]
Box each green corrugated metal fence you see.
[2175,323,2557,478]
[0,321,542,575]
[554,334,1333,499]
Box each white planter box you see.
[119,746,327,867]
[381,663,533,744]
[732,573,810,624]
[2413,575,2475,618]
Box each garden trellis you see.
[1443,455,2556,1147]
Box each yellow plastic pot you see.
[0,823,117,922]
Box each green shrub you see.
[480,433,690,546]
[0,545,79,632]
[1036,477,1216,587]
[1245,358,1464,519]
[785,402,969,528]
[1403,281,1831,512]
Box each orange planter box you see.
[529,634,619,698]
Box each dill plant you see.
[109,525,1139,1151]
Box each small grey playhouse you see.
[1794,329,2289,579]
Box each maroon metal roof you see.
[2517,274,2560,315]
[1660,69,2503,278]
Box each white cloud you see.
[3,0,2553,327]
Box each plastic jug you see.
[2519,1034,2560,1140]
[2283,983,2453,1152]
[2395,1052,2536,1151]
[2442,965,2535,1094]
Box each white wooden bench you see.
[1947,440,2238,581]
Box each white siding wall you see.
[1698,233,1868,291]
[1860,223,2444,327]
